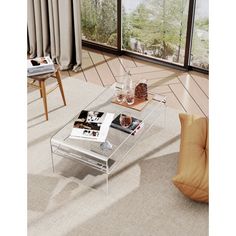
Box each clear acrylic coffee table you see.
[50,83,166,193]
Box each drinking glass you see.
[126,90,135,105]
[119,113,132,128]
[115,83,125,103]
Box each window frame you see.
[81,0,208,74]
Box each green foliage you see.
[195,18,209,31]
[81,0,208,68]
[191,18,209,69]
[81,0,117,46]
[107,33,117,47]
[122,0,189,62]
[81,0,98,40]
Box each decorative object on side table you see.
[27,62,66,120]
[27,56,55,76]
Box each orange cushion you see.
[173,113,209,203]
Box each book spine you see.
[27,68,55,76]
[110,123,132,134]
[28,65,54,73]
[110,122,143,136]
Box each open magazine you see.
[27,56,55,76]
[70,110,114,142]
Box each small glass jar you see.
[134,79,148,100]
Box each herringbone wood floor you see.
[29,47,209,117]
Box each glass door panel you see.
[81,0,118,47]
[190,0,209,69]
[122,0,190,65]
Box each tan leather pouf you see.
[173,113,209,203]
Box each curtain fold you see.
[27,0,82,71]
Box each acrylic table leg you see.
[106,174,109,195]
[163,103,167,128]
[50,145,55,173]
[106,161,109,195]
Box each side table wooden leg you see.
[39,80,43,98]
[40,80,48,120]
[56,70,66,106]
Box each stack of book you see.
[27,56,55,76]
[111,114,143,135]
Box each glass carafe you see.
[124,70,132,91]
[124,71,134,105]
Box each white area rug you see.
[28,77,208,236]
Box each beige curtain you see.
[27,0,82,71]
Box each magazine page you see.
[70,110,114,142]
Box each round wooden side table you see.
[28,64,67,120]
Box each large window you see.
[190,0,209,69]
[81,0,117,47]
[81,0,209,72]
[122,0,190,65]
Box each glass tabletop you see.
[50,83,165,174]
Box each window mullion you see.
[184,0,196,68]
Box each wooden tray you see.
[111,95,153,111]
